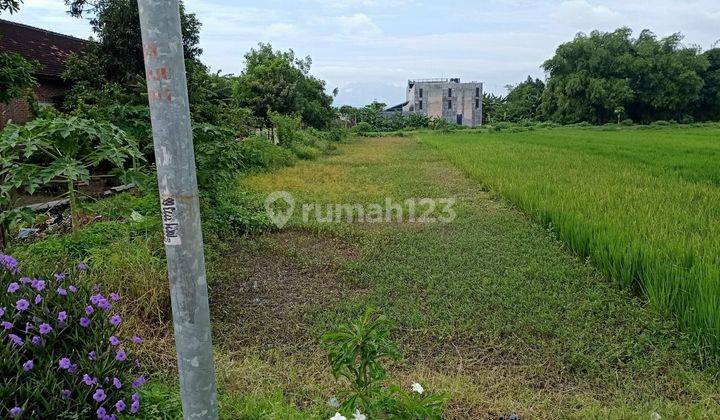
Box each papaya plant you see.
[0,116,144,238]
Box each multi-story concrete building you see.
[385,78,483,127]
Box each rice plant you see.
[422,126,720,359]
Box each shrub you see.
[290,142,322,160]
[239,137,297,171]
[269,112,303,146]
[323,309,448,419]
[620,118,634,126]
[0,117,144,237]
[0,255,147,418]
[192,123,245,189]
[352,122,372,134]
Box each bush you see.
[269,112,303,146]
[0,255,147,418]
[323,309,448,419]
[239,137,297,171]
[620,118,634,126]
[352,122,372,134]
[200,184,273,241]
[290,142,322,160]
[192,123,246,189]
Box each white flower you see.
[327,397,340,408]
[330,412,347,420]
[650,413,661,420]
[353,409,366,420]
[411,382,424,394]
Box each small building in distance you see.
[0,19,87,129]
[384,78,483,127]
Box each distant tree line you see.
[488,28,720,125]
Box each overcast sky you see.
[5,0,720,106]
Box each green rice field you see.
[421,126,720,359]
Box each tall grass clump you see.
[421,126,720,359]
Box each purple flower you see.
[69,285,77,293]
[109,336,120,346]
[115,350,127,361]
[80,317,91,328]
[132,392,140,402]
[0,306,5,316]
[93,388,106,402]
[7,282,20,293]
[131,400,140,414]
[61,389,72,399]
[109,315,121,326]
[88,350,97,360]
[58,358,71,369]
[54,272,66,281]
[115,400,126,412]
[34,294,42,304]
[19,277,30,284]
[96,407,106,418]
[131,336,143,344]
[76,262,88,271]
[83,374,97,386]
[22,359,34,371]
[8,334,23,346]
[16,299,29,311]
[68,363,78,374]
[98,299,111,311]
[58,311,68,322]
[57,287,67,296]
[39,323,53,335]
[31,336,41,346]
[2,321,12,330]
[0,254,19,274]
[132,375,146,388]
[90,294,103,305]
[9,407,22,417]
[110,292,120,302]
[85,305,94,315]
[31,279,45,291]
[113,377,122,389]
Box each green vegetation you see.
[421,126,720,358]
[233,134,720,417]
[485,28,720,126]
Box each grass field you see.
[421,126,720,359]
[202,135,720,417]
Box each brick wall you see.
[0,77,68,129]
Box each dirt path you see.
[208,137,720,418]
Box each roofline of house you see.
[0,18,89,44]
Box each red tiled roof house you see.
[0,19,87,129]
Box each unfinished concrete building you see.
[385,78,483,127]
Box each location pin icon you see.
[264,191,295,228]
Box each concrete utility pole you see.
[137,1,218,418]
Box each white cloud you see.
[264,23,297,37]
[334,13,382,38]
[552,0,621,29]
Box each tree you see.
[0,52,39,105]
[503,76,545,122]
[234,43,334,129]
[541,28,635,124]
[695,48,720,121]
[630,31,707,122]
[541,28,709,124]
[63,0,201,103]
[481,93,507,124]
[0,0,21,14]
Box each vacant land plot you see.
[207,136,720,418]
[421,127,720,359]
